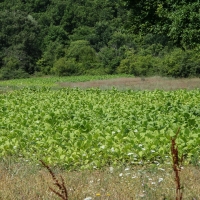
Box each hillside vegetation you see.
[0,0,200,79]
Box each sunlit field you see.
[0,75,200,199]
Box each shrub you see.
[117,50,160,76]
[51,40,101,76]
[51,58,78,76]
[161,48,200,77]
[0,68,30,80]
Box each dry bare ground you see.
[59,76,200,90]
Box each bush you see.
[161,48,200,77]
[51,58,78,76]
[117,50,160,76]
[98,46,125,74]
[51,40,102,76]
[116,47,200,78]
[0,68,30,80]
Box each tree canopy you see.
[0,0,200,79]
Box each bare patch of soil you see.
[59,76,200,90]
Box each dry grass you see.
[0,160,200,200]
[59,76,200,90]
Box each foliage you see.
[51,58,77,76]
[117,50,160,76]
[0,0,200,77]
[0,82,199,169]
[161,48,200,77]
[51,40,101,75]
[0,68,30,80]
[124,0,200,50]
[0,8,42,74]
[117,45,200,77]
[36,41,65,75]
[0,56,30,80]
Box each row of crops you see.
[0,78,200,169]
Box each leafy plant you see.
[0,67,30,80]
[0,82,199,169]
[117,50,160,76]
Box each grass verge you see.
[0,159,199,199]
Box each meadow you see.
[0,75,200,199]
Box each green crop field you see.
[0,76,200,170]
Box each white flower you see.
[151,150,155,153]
[134,129,138,133]
[109,167,114,173]
[127,152,134,156]
[100,145,105,149]
[138,144,143,147]
[158,178,164,183]
[119,173,123,177]
[111,147,115,152]
[139,193,145,197]
[151,182,156,185]
[124,167,130,171]
[84,197,92,200]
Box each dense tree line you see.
[0,0,200,79]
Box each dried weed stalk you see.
[40,160,68,200]
[171,128,183,200]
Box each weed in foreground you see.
[40,160,68,200]
[171,128,183,200]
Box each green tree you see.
[36,41,65,74]
[0,9,42,74]
[52,40,101,76]
[117,49,160,76]
[124,0,200,49]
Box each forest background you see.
[1,0,200,80]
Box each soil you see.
[59,77,200,90]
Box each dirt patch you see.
[59,76,200,90]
